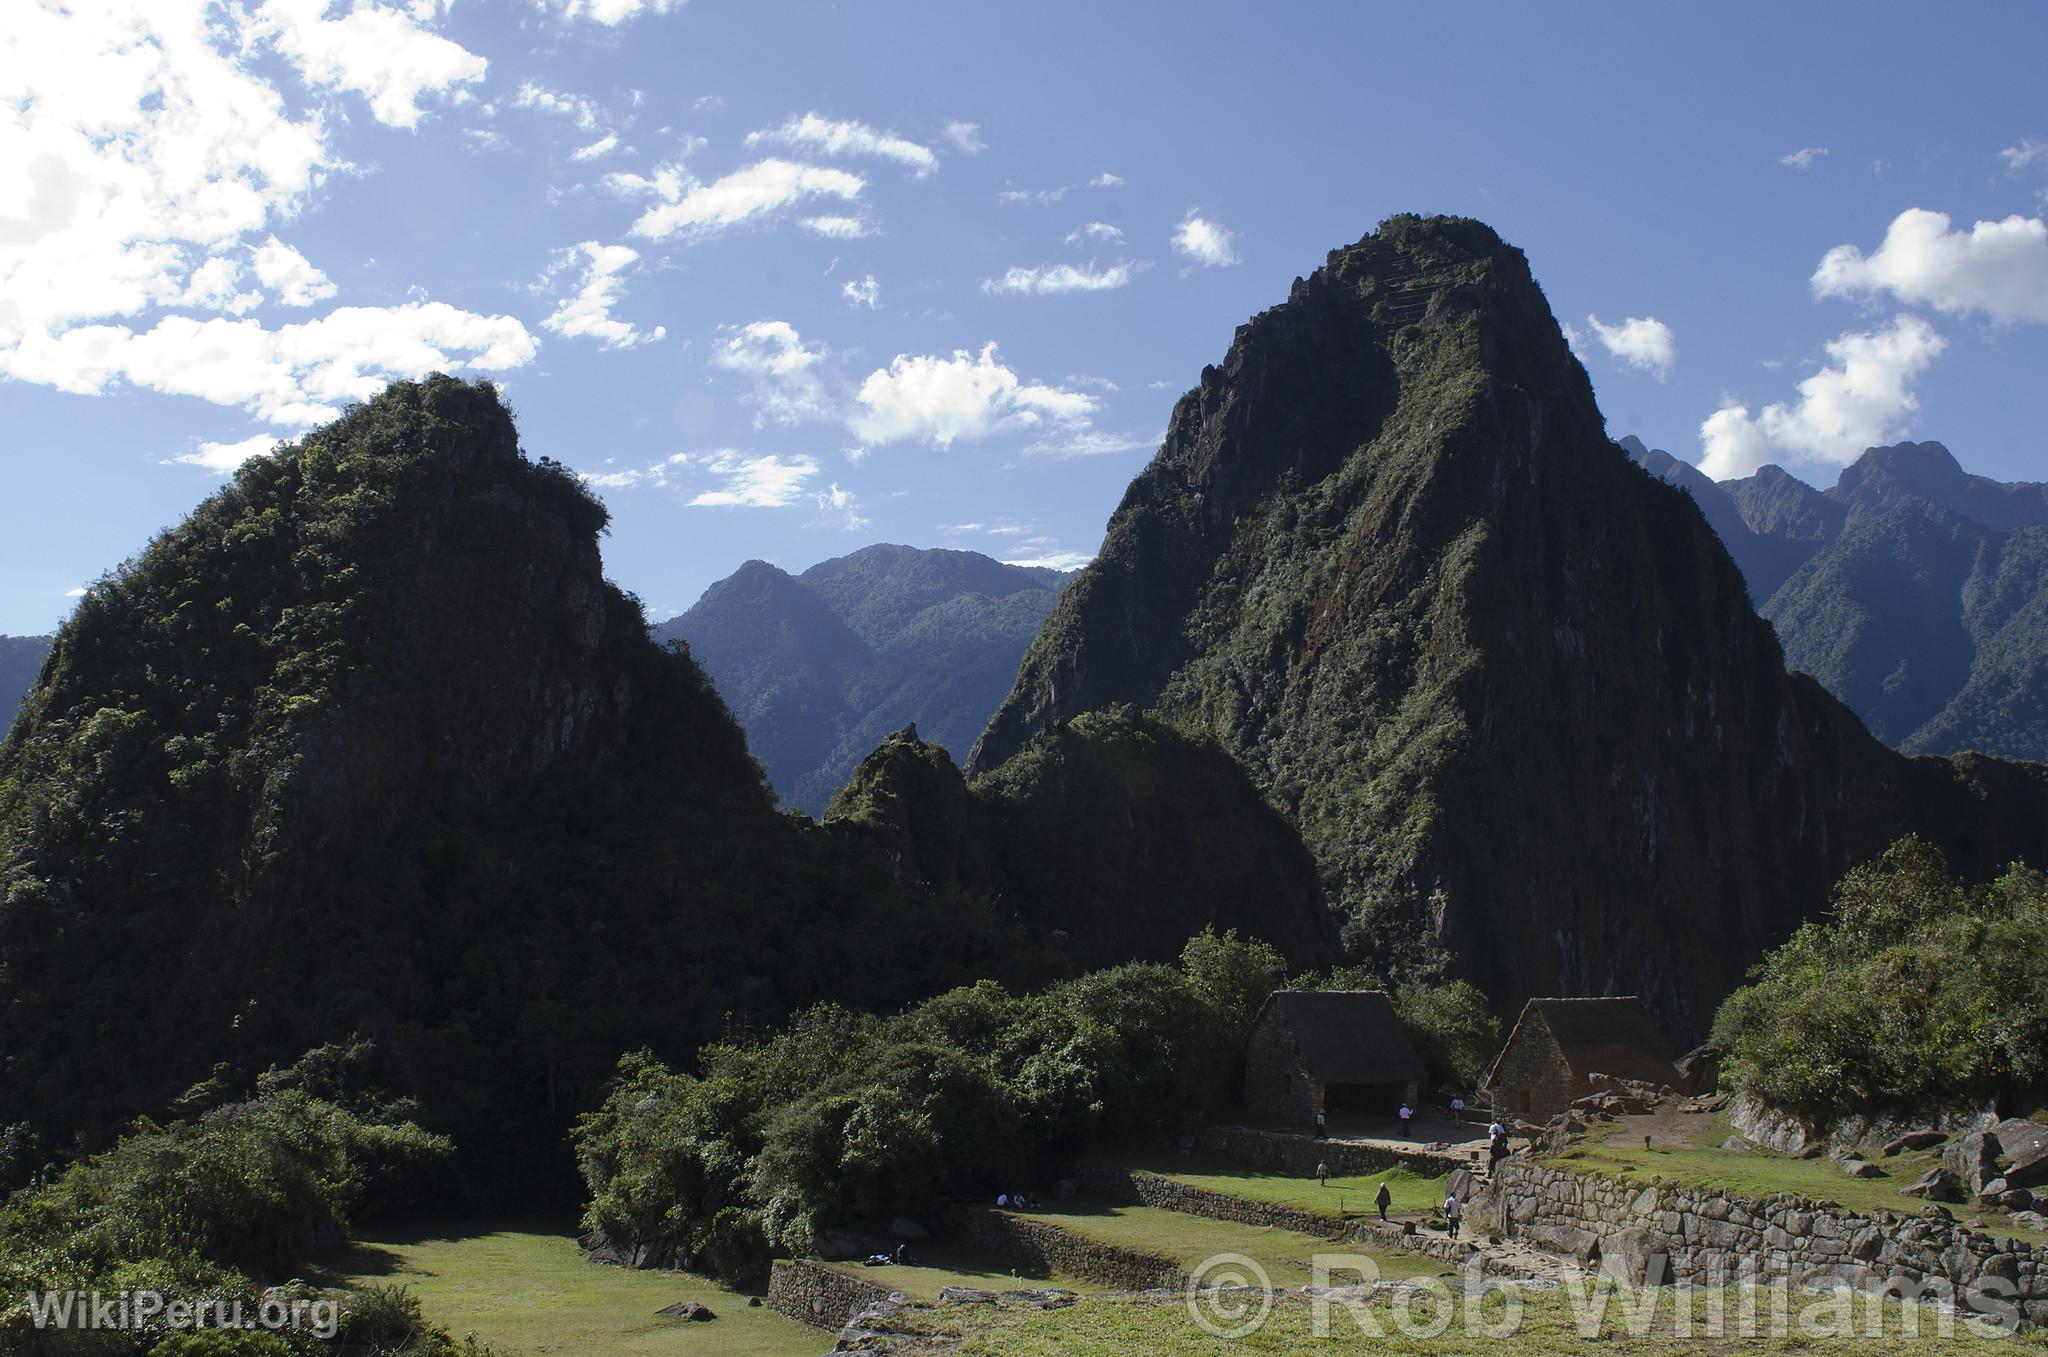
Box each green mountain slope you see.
[656,544,1066,812]
[971,215,2048,1035]
[1622,439,2048,763]
[0,379,1324,1180]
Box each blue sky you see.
[3,1,2046,634]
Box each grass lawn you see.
[327,1217,823,1357]
[1112,1151,1449,1221]
[819,1246,1100,1299]
[1018,1202,1457,1286]
[881,1284,2045,1355]
[1550,1114,2048,1245]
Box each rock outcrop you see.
[971,215,2048,1034]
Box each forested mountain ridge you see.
[972,214,2048,1036]
[654,545,1067,813]
[0,378,1324,1179]
[1626,437,2048,762]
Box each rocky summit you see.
[971,214,2048,1035]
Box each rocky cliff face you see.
[0,380,1056,1174]
[972,215,2048,1035]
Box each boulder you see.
[1981,1177,2011,1202]
[1526,1223,1601,1264]
[1947,1131,2003,1194]
[1902,1167,1965,1203]
[1884,1130,1947,1156]
[656,1301,715,1321]
[2010,1210,2048,1231]
[1996,1188,2034,1212]
[1989,1118,2048,1189]
[1722,1135,1753,1153]
[1841,1160,1886,1179]
[1599,1227,1670,1287]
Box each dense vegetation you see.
[1712,836,2048,1120]
[1628,437,2048,762]
[970,214,2048,1034]
[823,714,1337,967]
[657,546,1067,814]
[0,377,1345,1196]
[0,1044,486,1357]
[572,930,1286,1282]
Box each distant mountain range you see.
[653,545,1071,813]
[0,635,52,731]
[1624,437,2048,762]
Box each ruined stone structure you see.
[766,1259,897,1331]
[1242,990,1424,1126]
[1493,1158,2048,1329]
[1479,997,1678,1119]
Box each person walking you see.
[1316,1159,1329,1188]
[1397,1102,1412,1138]
[1375,1182,1392,1222]
[1443,1192,1461,1239]
[1451,1094,1465,1120]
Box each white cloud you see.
[1089,172,1124,188]
[1584,313,1675,379]
[1002,549,1092,571]
[685,449,818,507]
[542,241,663,348]
[745,113,937,177]
[0,2,330,345]
[943,120,985,154]
[171,432,280,472]
[817,481,868,530]
[1812,208,2048,324]
[1173,211,1240,267]
[513,80,603,131]
[570,133,620,161]
[251,236,337,306]
[802,215,872,239]
[1778,146,1828,170]
[546,0,685,23]
[627,159,864,240]
[1067,221,1124,244]
[253,0,486,130]
[710,319,830,423]
[1998,139,2045,172]
[982,262,1136,296]
[852,342,1095,447]
[64,586,88,598]
[179,256,263,314]
[998,186,1069,205]
[1021,429,1152,458]
[1697,314,1946,479]
[842,274,879,308]
[5,302,538,426]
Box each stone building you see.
[1242,990,1425,1127]
[1478,996,1678,1119]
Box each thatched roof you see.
[1251,990,1425,1086]
[1482,996,1678,1091]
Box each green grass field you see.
[1551,1115,2048,1244]
[872,1283,2046,1355]
[329,1218,823,1357]
[819,1247,1099,1299]
[1017,1202,1457,1286]
[1113,1152,1449,1221]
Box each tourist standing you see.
[1443,1192,1461,1239]
[1398,1102,1412,1137]
[1375,1182,1392,1221]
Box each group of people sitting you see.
[995,1190,1042,1210]
[862,1242,914,1267]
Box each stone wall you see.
[1483,1019,1579,1120]
[765,1259,897,1331]
[1197,1124,1469,1178]
[1243,1009,1316,1125]
[940,1205,1185,1291]
[1494,1159,2048,1328]
[1077,1165,1519,1276]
